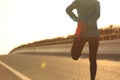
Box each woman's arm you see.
[66,1,79,22]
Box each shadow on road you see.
[15,52,120,61]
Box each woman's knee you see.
[71,51,80,60]
[71,49,80,60]
[71,56,79,60]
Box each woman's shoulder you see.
[71,0,99,10]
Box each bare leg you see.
[71,37,86,60]
[89,37,99,80]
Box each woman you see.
[66,0,100,80]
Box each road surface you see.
[0,54,120,80]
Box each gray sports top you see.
[66,0,100,37]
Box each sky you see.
[0,0,120,55]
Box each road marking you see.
[0,61,31,80]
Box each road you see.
[0,54,120,80]
[0,40,120,80]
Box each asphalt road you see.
[0,54,120,80]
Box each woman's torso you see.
[75,0,99,37]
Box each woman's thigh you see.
[71,37,87,60]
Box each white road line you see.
[0,61,31,80]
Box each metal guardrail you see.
[10,39,120,54]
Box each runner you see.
[66,0,100,80]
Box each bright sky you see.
[0,0,120,55]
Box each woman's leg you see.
[71,37,86,60]
[88,37,99,80]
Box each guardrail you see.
[10,39,120,54]
[99,33,120,40]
